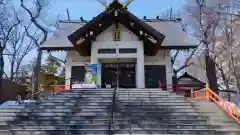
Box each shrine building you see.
[40,0,197,88]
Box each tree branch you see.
[2,9,21,49]
[20,0,48,46]
[171,51,180,65]
[175,47,198,73]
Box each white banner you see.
[71,83,96,89]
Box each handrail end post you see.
[205,88,210,101]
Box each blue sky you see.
[50,0,187,20]
[5,0,187,74]
[41,0,187,59]
[44,0,187,59]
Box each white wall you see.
[65,23,172,88]
[91,24,145,88]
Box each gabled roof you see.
[40,20,198,52]
[67,0,165,56]
[178,72,205,85]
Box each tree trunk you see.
[228,92,231,102]
[205,54,218,94]
[0,45,4,100]
[33,49,42,99]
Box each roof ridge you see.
[59,18,182,24]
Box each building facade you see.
[40,1,197,89]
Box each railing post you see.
[190,89,193,98]
[205,83,210,101]
[205,88,209,101]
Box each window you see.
[98,49,116,54]
[119,48,137,53]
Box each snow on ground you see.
[0,100,36,108]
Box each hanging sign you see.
[113,29,121,41]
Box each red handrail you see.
[49,85,71,92]
[191,88,240,124]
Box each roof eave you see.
[67,10,111,45]
[159,45,198,50]
[40,47,74,51]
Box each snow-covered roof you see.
[40,22,86,49]
[40,20,197,49]
[146,21,197,47]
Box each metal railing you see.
[108,87,117,135]
[29,89,45,99]
[191,87,240,124]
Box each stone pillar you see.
[91,46,101,87]
[136,44,145,88]
[165,50,173,91]
[65,51,72,87]
[91,47,98,64]
[65,64,71,86]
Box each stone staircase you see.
[0,89,114,135]
[190,100,240,133]
[0,88,239,135]
[111,88,240,135]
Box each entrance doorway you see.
[101,63,136,88]
[145,65,166,88]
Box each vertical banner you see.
[84,64,97,85]
[72,64,98,89]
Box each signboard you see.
[113,29,120,41]
[72,64,98,89]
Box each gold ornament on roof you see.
[96,0,134,8]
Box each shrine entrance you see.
[101,62,136,88]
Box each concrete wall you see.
[65,23,172,88]
[0,79,26,103]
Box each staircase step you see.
[33,105,111,108]
[0,111,209,117]
[0,129,109,135]
[39,100,112,103]
[11,116,109,120]
[53,96,113,98]
[62,91,113,93]
[111,128,215,134]
[117,97,186,100]
[117,101,190,103]
[118,103,193,106]
[15,119,207,125]
[11,124,216,130]
[118,105,197,108]
[13,125,109,129]
[0,112,109,117]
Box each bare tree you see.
[20,0,57,95]
[0,1,21,90]
[183,0,232,93]
[213,11,240,93]
[4,23,37,82]
[158,7,199,77]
